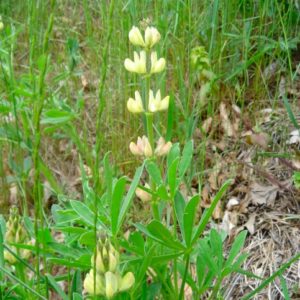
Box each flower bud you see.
[135,183,151,202]
[127,91,144,114]
[105,271,119,299]
[124,51,146,74]
[83,270,105,296]
[145,26,161,48]
[118,272,135,292]
[128,26,145,47]
[150,52,166,74]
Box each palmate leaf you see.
[183,194,200,246]
[135,221,185,251]
[111,176,127,235]
[178,140,193,178]
[145,160,163,185]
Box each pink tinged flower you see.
[155,137,172,156]
[127,91,144,113]
[128,26,145,47]
[150,52,166,74]
[129,136,153,157]
[148,89,169,112]
[124,51,147,74]
[145,26,161,48]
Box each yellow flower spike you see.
[155,137,172,156]
[124,51,147,74]
[127,91,144,113]
[118,272,135,292]
[145,26,161,48]
[129,26,145,47]
[105,271,119,299]
[148,89,169,113]
[135,183,151,202]
[83,270,105,296]
[150,52,166,74]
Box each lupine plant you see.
[1,12,297,299]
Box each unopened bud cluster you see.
[84,239,134,298]
[4,207,31,264]
[125,25,172,158]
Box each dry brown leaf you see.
[245,132,270,149]
[249,183,278,206]
[201,117,213,133]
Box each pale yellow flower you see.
[148,89,169,112]
[150,52,166,74]
[145,26,161,48]
[128,26,161,49]
[105,272,119,299]
[124,51,147,74]
[127,91,144,113]
[118,272,135,292]
[129,26,145,47]
[83,270,105,295]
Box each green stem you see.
[0,227,4,298]
[172,206,178,297]
[146,113,154,151]
[178,255,190,300]
[208,277,222,300]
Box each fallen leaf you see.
[249,183,278,206]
